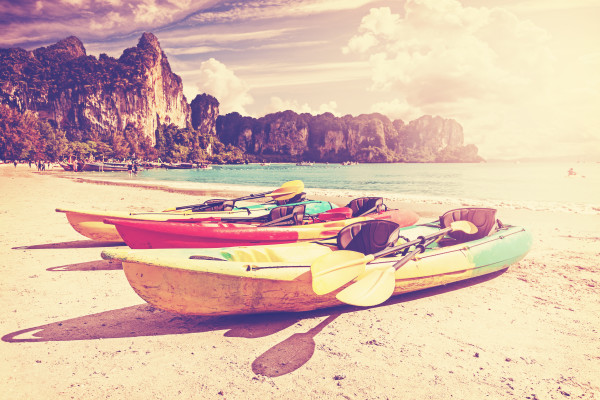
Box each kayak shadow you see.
[0,304,301,343]
[1,269,508,377]
[13,240,125,250]
[46,259,122,271]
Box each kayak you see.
[101,209,532,316]
[104,207,420,249]
[56,199,337,242]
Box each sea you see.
[86,162,600,215]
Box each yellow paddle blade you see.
[450,220,477,234]
[336,266,396,307]
[268,180,304,201]
[311,250,372,295]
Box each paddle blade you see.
[268,180,304,201]
[449,220,478,234]
[336,266,396,307]
[311,250,370,295]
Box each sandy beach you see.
[1,163,598,400]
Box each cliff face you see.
[0,33,482,163]
[0,33,190,144]
[216,111,483,163]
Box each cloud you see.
[266,97,339,116]
[369,98,422,122]
[194,58,254,115]
[0,0,201,48]
[343,0,600,159]
[188,0,379,24]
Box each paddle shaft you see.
[370,225,454,260]
[390,235,441,270]
[174,193,268,211]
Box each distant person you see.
[133,162,138,175]
[128,162,133,177]
[13,160,17,168]
[568,167,576,176]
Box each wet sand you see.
[1,164,598,399]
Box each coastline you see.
[1,164,598,399]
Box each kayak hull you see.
[102,224,532,315]
[56,200,336,242]
[107,209,420,249]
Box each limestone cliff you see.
[0,33,190,144]
[216,111,483,163]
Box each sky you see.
[1,0,599,161]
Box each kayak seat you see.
[337,219,400,254]
[276,192,307,205]
[261,204,306,227]
[439,207,497,243]
[346,197,386,217]
[192,199,235,212]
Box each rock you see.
[0,33,191,145]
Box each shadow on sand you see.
[13,240,125,250]
[46,259,122,272]
[2,269,506,377]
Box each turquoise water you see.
[89,162,600,214]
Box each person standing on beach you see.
[128,161,133,177]
[13,160,17,167]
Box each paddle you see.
[334,222,478,307]
[311,220,477,296]
[165,180,305,212]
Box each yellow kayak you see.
[101,212,532,316]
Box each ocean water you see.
[90,162,600,215]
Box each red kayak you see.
[104,197,419,249]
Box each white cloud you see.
[343,0,600,159]
[370,98,422,122]
[189,0,380,24]
[267,97,339,116]
[194,58,254,115]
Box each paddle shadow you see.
[46,259,122,272]
[246,270,509,376]
[252,314,340,377]
[13,240,125,250]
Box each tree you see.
[0,104,41,160]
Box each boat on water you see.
[59,161,85,171]
[296,161,314,166]
[80,162,132,172]
[101,207,532,316]
[104,197,419,249]
[163,162,196,169]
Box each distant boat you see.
[163,162,195,169]
[81,162,133,172]
[342,161,359,166]
[199,164,212,170]
[296,161,314,166]
[259,162,271,166]
[59,161,85,171]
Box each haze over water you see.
[89,162,600,215]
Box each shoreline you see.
[1,164,598,399]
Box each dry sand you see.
[1,163,598,399]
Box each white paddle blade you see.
[449,220,478,234]
[311,251,369,295]
[335,266,396,307]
